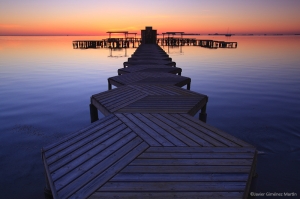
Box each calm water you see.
[0,36,300,198]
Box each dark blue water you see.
[0,36,299,198]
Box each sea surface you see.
[0,35,300,198]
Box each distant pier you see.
[73,38,237,49]
[73,30,237,49]
[72,38,141,49]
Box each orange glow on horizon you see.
[1,1,300,36]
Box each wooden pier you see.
[72,29,237,50]
[44,27,254,199]
[72,38,237,49]
[72,38,141,49]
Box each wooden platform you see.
[108,72,191,90]
[118,64,182,75]
[124,60,176,67]
[42,113,257,199]
[90,85,208,122]
[43,41,254,199]
[128,57,172,61]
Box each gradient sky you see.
[1,0,300,35]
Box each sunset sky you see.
[1,0,300,36]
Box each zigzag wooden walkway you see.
[42,43,256,199]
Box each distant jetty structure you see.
[43,27,253,199]
[72,27,237,49]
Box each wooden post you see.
[90,104,99,123]
[187,82,190,90]
[199,104,207,122]
[43,167,53,199]
[108,80,112,90]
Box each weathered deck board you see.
[90,85,208,124]
[118,64,182,75]
[92,143,255,197]
[108,72,191,90]
[42,116,150,199]
[42,113,256,198]
[124,61,176,67]
[89,192,244,199]
[111,173,249,182]
[128,57,172,61]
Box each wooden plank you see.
[42,114,115,152]
[111,173,248,182]
[129,158,253,166]
[128,84,203,96]
[52,132,138,186]
[56,136,145,199]
[90,191,244,199]
[137,77,190,87]
[102,94,148,110]
[179,113,254,147]
[92,85,135,100]
[118,67,181,75]
[108,72,190,88]
[71,142,149,199]
[120,113,175,146]
[137,152,255,159]
[124,61,175,67]
[116,98,198,113]
[171,114,242,147]
[44,115,120,158]
[133,113,187,146]
[42,153,59,199]
[99,181,246,192]
[128,57,172,61]
[91,97,111,116]
[115,113,162,146]
[149,113,213,146]
[243,150,258,199]
[145,146,256,153]
[141,113,199,146]
[95,87,145,104]
[154,113,226,146]
[46,120,125,165]
[121,165,251,174]
[129,84,175,95]
[49,125,132,173]
[165,85,202,95]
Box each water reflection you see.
[108,47,127,57]
[0,35,300,198]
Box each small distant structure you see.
[105,31,138,48]
[141,26,157,44]
[72,26,237,50]
[106,31,129,38]
[161,32,199,46]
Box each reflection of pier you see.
[198,40,238,49]
[108,47,127,57]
